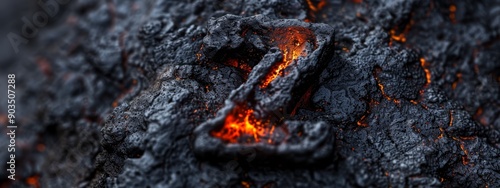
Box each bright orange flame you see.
[306,0,327,12]
[211,105,275,143]
[376,82,395,102]
[460,136,476,140]
[451,137,470,165]
[196,44,204,61]
[261,27,315,88]
[420,58,431,86]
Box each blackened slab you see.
[193,15,335,164]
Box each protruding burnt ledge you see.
[193,15,335,164]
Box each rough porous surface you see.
[0,0,499,187]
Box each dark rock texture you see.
[0,0,498,187]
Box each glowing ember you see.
[225,59,252,75]
[261,27,315,88]
[306,0,327,12]
[460,136,476,140]
[26,175,40,188]
[211,104,276,143]
[389,29,407,43]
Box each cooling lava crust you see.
[0,0,498,187]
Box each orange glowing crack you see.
[260,27,315,88]
[211,105,275,143]
[26,175,40,188]
[448,110,454,127]
[459,142,469,165]
[225,59,252,75]
[451,137,470,165]
[374,68,400,104]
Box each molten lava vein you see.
[389,18,414,45]
[211,105,275,143]
[260,27,315,88]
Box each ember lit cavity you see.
[306,0,327,12]
[193,15,335,163]
[210,104,280,143]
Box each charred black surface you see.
[0,0,498,187]
[193,15,335,164]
